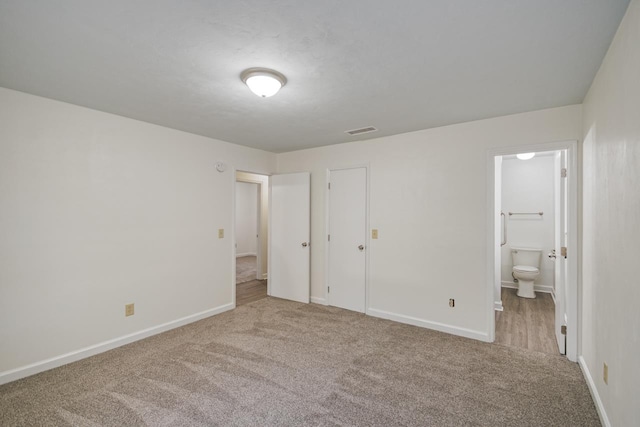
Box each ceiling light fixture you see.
[516,152,536,160]
[241,68,287,98]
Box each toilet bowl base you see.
[516,279,536,298]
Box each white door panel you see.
[328,167,367,312]
[269,173,310,303]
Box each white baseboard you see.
[578,356,611,427]
[0,302,234,386]
[494,300,504,311]
[236,252,257,258]
[310,296,327,305]
[501,281,554,294]
[367,308,489,342]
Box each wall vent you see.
[345,126,378,136]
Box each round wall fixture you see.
[215,162,227,172]
[241,68,287,98]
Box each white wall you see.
[235,182,258,256]
[236,171,269,279]
[277,105,581,340]
[0,88,276,380]
[500,154,555,291]
[581,0,640,425]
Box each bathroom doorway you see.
[234,171,269,306]
[487,141,578,361]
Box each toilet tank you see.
[511,247,542,268]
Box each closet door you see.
[328,167,367,312]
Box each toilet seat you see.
[513,265,539,273]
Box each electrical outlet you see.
[449,298,455,308]
[372,229,378,239]
[218,228,224,238]
[603,362,608,384]
[125,303,134,317]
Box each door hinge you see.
[561,246,567,258]
[561,168,567,178]
[328,182,331,190]
[561,325,567,335]
[328,234,330,241]
[327,286,330,293]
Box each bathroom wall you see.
[500,154,556,292]
[235,182,258,256]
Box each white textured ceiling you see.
[0,1,630,153]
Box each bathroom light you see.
[516,152,536,160]
[241,68,287,98]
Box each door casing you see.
[486,141,579,362]
[232,170,271,307]
[554,150,569,354]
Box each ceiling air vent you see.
[345,126,378,136]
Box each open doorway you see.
[235,171,269,307]
[487,141,578,361]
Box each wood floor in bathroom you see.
[236,255,268,307]
[495,287,559,355]
[236,279,268,306]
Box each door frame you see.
[553,149,568,354]
[233,169,271,307]
[485,140,579,361]
[324,164,370,312]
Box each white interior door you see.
[328,167,367,312]
[554,150,568,354]
[269,172,310,303]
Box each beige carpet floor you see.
[0,298,600,426]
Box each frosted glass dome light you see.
[241,68,287,98]
[516,152,536,160]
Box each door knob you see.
[301,242,308,247]
[358,245,364,251]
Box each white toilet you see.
[511,247,541,298]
